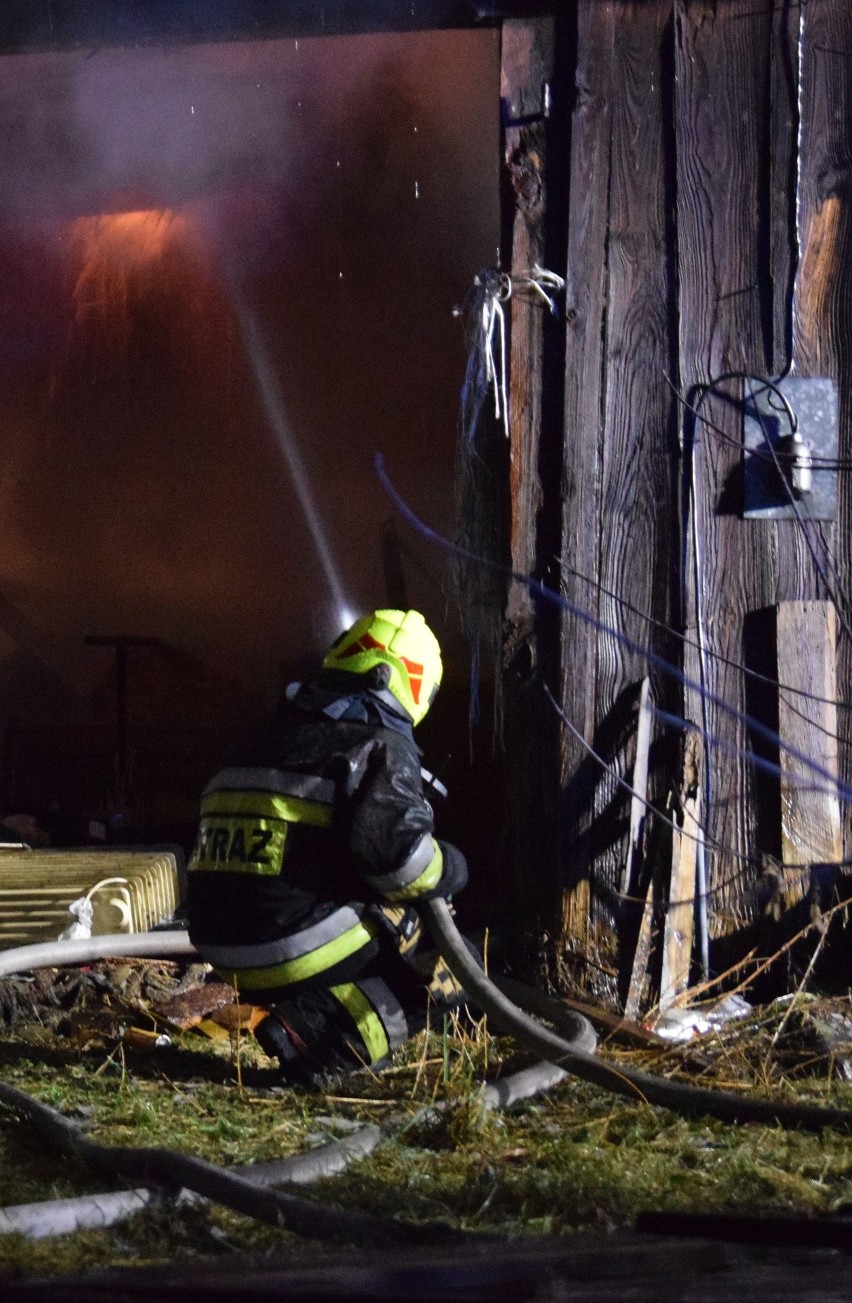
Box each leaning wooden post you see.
[659,732,701,1010]
[622,678,653,902]
[622,679,656,1019]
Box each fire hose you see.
[2,912,852,1131]
[416,897,852,1132]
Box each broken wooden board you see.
[623,680,655,1022]
[151,981,235,1030]
[659,733,702,1011]
[622,677,653,899]
[624,873,655,1024]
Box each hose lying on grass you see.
[0,1060,569,1241]
[0,930,574,1241]
[417,897,852,1133]
[4,920,852,1134]
[0,1124,384,1240]
[0,1080,476,1248]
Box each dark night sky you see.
[0,31,499,750]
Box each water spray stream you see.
[233,295,354,632]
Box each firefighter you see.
[186,609,472,1087]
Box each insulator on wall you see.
[776,430,813,498]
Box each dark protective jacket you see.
[186,672,466,999]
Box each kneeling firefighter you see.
[186,609,473,1086]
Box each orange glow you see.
[68,209,189,329]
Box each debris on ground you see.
[0,959,851,1281]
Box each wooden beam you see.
[0,0,546,54]
[659,732,701,1010]
[503,15,553,622]
[624,870,654,1023]
[500,15,564,943]
[559,0,674,996]
[777,601,841,876]
[622,677,655,1022]
[557,0,615,939]
[622,677,653,899]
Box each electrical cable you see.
[564,551,852,758]
[542,684,778,914]
[672,372,852,703]
[563,554,852,713]
[671,370,852,627]
[665,372,852,471]
[375,452,852,803]
[683,373,713,978]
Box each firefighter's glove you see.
[435,840,468,900]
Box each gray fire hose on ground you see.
[2,911,852,1131]
[415,897,852,1132]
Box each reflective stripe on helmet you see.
[323,610,442,727]
[328,976,409,1064]
[363,833,443,902]
[210,915,378,991]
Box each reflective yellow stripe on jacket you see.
[188,788,333,877]
[211,915,379,991]
[362,833,443,901]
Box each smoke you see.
[0,29,500,691]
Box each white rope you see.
[459,266,565,441]
[512,264,566,313]
[480,277,510,439]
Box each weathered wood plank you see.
[622,676,652,899]
[675,0,822,938]
[503,17,553,617]
[767,0,799,377]
[500,16,562,940]
[624,872,655,1022]
[777,601,841,875]
[590,0,674,958]
[559,1,673,994]
[558,0,616,959]
[792,0,852,869]
[660,732,700,1009]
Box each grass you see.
[0,971,851,1280]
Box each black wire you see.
[668,371,852,685]
[376,453,852,804]
[541,683,823,914]
[664,372,852,471]
[562,559,852,714]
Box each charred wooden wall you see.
[502,0,852,997]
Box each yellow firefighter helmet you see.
[323,609,442,726]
